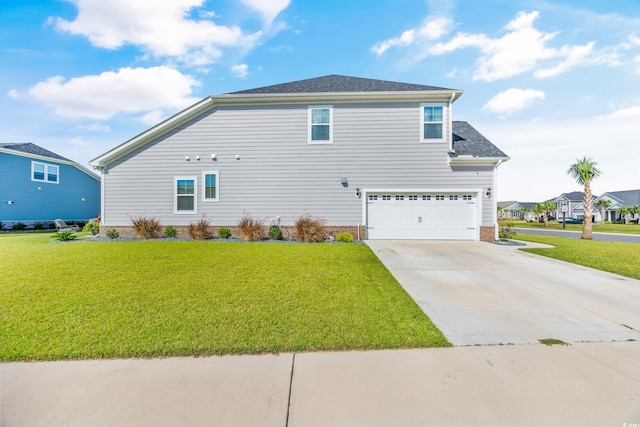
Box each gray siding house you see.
[90,75,509,241]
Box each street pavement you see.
[513,227,640,243]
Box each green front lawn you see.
[515,234,640,280]
[501,219,640,234]
[0,234,448,362]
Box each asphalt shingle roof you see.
[229,74,455,94]
[607,189,640,206]
[451,121,508,158]
[0,143,71,162]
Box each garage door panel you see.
[368,192,477,241]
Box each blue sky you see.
[2,0,640,201]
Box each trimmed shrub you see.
[82,222,99,235]
[336,232,354,243]
[499,226,516,240]
[238,213,264,241]
[106,229,119,239]
[218,227,232,239]
[294,215,326,243]
[164,226,178,238]
[0,221,5,230]
[268,226,283,240]
[189,217,212,240]
[12,221,27,231]
[33,221,45,230]
[53,231,77,241]
[131,216,161,239]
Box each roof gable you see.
[606,189,640,206]
[555,191,585,201]
[229,74,455,95]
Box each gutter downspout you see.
[493,159,504,240]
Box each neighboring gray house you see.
[553,192,587,220]
[592,189,640,222]
[90,75,509,241]
[497,201,536,221]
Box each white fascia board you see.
[448,156,510,167]
[1,147,100,181]
[90,97,215,169]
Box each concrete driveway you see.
[366,240,640,346]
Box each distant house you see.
[0,143,100,228]
[497,201,536,221]
[593,189,640,222]
[552,191,587,220]
[90,75,510,241]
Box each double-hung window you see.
[309,106,333,143]
[202,171,219,202]
[175,177,197,214]
[32,161,59,183]
[421,103,445,141]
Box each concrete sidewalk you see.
[2,342,640,426]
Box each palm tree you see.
[567,157,602,239]
[629,204,640,225]
[619,206,629,224]
[533,202,545,224]
[543,201,557,222]
[520,207,531,221]
[595,198,612,224]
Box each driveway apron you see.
[366,241,640,346]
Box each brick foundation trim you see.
[479,225,496,242]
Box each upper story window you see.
[421,104,445,141]
[32,161,59,184]
[309,106,333,144]
[175,177,197,214]
[202,171,219,202]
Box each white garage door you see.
[367,192,477,240]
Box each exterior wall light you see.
[355,188,361,198]
[485,187,492,198]
[185,156,190,161]
[236,155,241,160]
[196,156,201,161]
[211,154,217,160]
[340,177,348,187]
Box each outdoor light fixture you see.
[236,155,240,160]
[211,154,217,160]
[355,188,361,198]
[196,156,201,161]
[340,177,348,187]
[485,187,492,198]
[185,156,190,161]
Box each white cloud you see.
[600,106,640,120]
[78,123,111,132]
[52,0,265,66]
[484,88,545,115]
[372,17,453,56]
[231,64,249,79]
[14,66,200,121]
[69,137,91,146]
[374,10,602,82]
[240,0,290,25]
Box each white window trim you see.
[308,105,333,144]
[201,171,220,202]
[174,176,197,214]
[420,102,446,143]
[31,161,59,184]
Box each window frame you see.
[31,161,59,184]
[174,176,197,214]
[201,171,219,202]
[420,103,446,142]
[308,105,333,144]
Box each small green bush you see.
[218,227,232,239]
[82,222,99,235]
[189,217,212,240]
[131,216,161,239]
[53,231,77,241]
[238,213,264,241]
[48,222,56,230]
[268,226,283,240]
[12,221,27,231]
[0,221,5,230]
[164,226,178,238]
[336,232,354,243]
[33,221,45,230]
[106,229,119,239]
[499,227,516,240]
